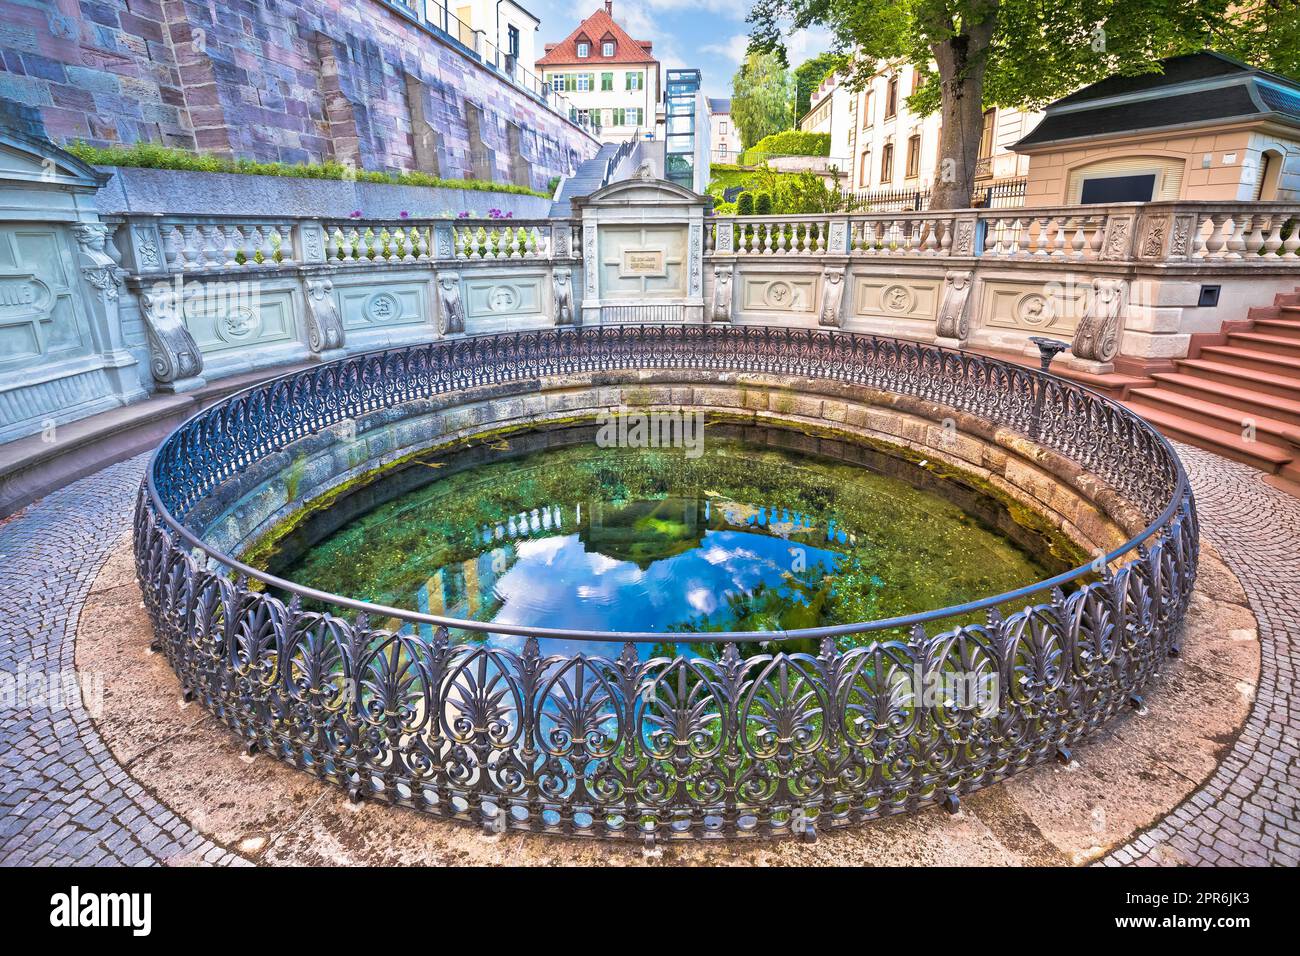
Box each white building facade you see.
[708,98,741,164]
[427,0,539,74]
[802,60,1040,202]
[536,2,659,143]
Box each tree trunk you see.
[929,11,997,210]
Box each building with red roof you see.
[536,2,659,143]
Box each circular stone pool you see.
[273,430,1072,653]
[137,326,1196,841]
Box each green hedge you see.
[741,130,830,165]
[64,141,550,197]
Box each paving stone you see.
[3,440,1297,867]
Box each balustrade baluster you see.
[163,224,184,271]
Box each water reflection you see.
[277,438,1064,656]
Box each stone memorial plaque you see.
[621,249,666,277]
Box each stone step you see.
[1253,318,1300,339]
[1172,358,1300,400]
[1124,401,1293,472]
[1226,330,1300,356]
[1198,344,1300,376]
[1149,371,1300,426]
[1128,387,1300,451]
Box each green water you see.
[276,436,1066,653]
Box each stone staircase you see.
[1124,288,1300,481]
[549,141,621,217]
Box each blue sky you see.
[525,0,833,99]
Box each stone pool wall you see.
[185,371,1141,574]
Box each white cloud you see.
[699,34,750,66]
[615,0,688,69]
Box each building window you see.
[905,133,921,178]
[978,108,995,159]
[910,69,921,95]
[881,142,894,182]
[719,121,727,134]
[550,75,566,92]
[507,25,520,58]
[601,72,613,91]
[576,73,591,91]
[860,90,872,130]
[577,42,590,57]
[885,76,898,118]
[626,71,642,91]
[602,41,615,56]
[859,150,870,188]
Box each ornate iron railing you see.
[134,325,1196,841]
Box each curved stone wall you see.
[189,370,1138,574]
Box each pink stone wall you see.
[0,0,599,190]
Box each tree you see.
[730,51,795,150]
[749,0,1295,209]
[793,52,842,118]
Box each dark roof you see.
[1052,51,1249,106]
[708,97,731,114]
[1016,51,1300,150]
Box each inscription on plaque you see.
[622,249,665,276]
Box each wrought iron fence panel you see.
[135,325,1195,840]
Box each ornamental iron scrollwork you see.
[135,325,1196,841]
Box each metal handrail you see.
[142,325,1190,644]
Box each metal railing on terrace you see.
[835,177,1028,212]
[383,0,600,137]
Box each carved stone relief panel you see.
[980,279,1086,336]
[182,286,294,354]
[740,273,817,313]
[337,283,425,329]
[464,274,545,322]
[850,277,939,322]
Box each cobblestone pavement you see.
[0,445,1296,866]
[1104,445,1300,867]
[0,455,242,866]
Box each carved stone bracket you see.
[934,269,975,345]
[818,267,847,328]
[552,267,575,326]
[140,287,204,391]
[303,276,345,356]
[710,265,735,324]
[437,271,465,335]
[1072,277,1126,369]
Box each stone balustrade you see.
[9,192,1295,449]
[705,202,1300,263]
